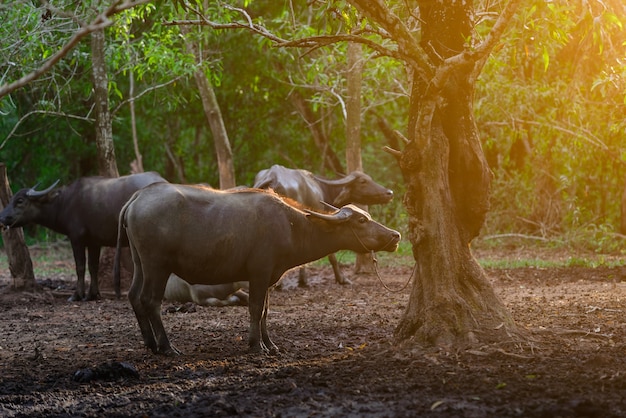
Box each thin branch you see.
[347,0,434,80]
[111,76,185,116]
[168,4,426,78]
[278,33,415,67]
[383,145,402,157]
[393,129,410,145]
[165,3,287,46]
[483,118,610,152]
[0,0,151,99]
[0,110,94,150]
[429,0,523,92]
[480,233,551,242]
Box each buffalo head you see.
[0,180,60,230]
[317,172,393,207]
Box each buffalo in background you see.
[253,164,394,286]
[0,172,167,301]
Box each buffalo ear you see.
[44,189,62,202]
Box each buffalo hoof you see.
[249,341,280,356]
[68,292,84,302]
[337,278,352,286]
[157,345,182,357]
[268,346,280,356]
[83,293,101,302]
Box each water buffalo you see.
[0,172,167,301]
[164,274,249,307]
[253,164,394,286]
[116,183,400,355]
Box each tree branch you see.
[0,0,151,99]
[428,0,523,92]
[484,118,611,152]
[111,76,185,116]
[347,0,434,81]
[0,110,94,151]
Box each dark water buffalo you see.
[253,164,394,286]
[164,274,249,307]
[0,172,167,301]
[116,183,400,355]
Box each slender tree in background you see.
[289,90,345,174]
[180,24,236,189]
[91,28,119,178]
[0,164,37,292]
[345,40,375,273]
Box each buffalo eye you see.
[358,216,367,224]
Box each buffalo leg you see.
[260,291,278,354]
[248,282,270,353]
[298,266,308,287]
[141,267,179,356]
[328,253,351,285]
[69,244,87,301]
[85,246,101,300]
[128,258,158,353]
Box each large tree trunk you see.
[390,1,522,347]
[91,28,119,178]
[181,25,236,189]
[0,163,38,292]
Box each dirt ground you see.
[1,246,626,417]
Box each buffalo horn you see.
[26,179,60,198]
[315,172,357,186]
[305,206,352,223]
[320,201,340,212]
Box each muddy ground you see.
[1,246,626,417]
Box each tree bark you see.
[621,181,626,235]
[91,28,120,281]
[181,25,236,189]
[0,163,38,292]
[347,0,524,348]
[394,1,521,347]
[91,28,119,178]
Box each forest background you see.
[1,0,625,253]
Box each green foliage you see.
[1,0,625,256]
[476,0,626,253]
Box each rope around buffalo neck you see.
[348,225,415,293]
[371,250,416,293]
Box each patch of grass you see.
[478,258,563,269]
[477,254,626,269]
[0,240,75,279]
[318,241,415,268]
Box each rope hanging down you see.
[348,224,415,292]
[371,250,416,293]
